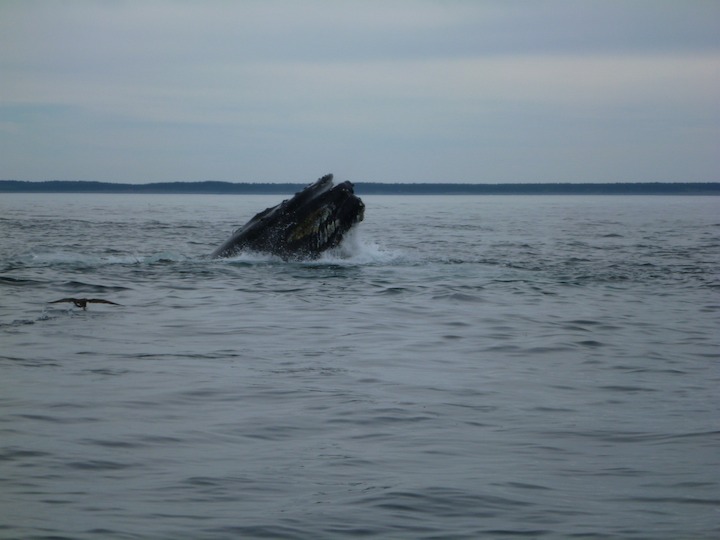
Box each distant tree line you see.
[0,180,301,194]
[1,180,718,195]
[356,182,720,195]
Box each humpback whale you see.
[211,174,365,260]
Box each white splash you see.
[317,228,403,265]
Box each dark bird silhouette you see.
[49,298,121,310]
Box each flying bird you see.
[49,298,122,310]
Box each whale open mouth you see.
[211,174,365,260]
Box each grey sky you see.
[1,0,719,183]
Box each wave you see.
[18,251,191,267]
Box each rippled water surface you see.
[1,193,719,539]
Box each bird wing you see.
[49,298,78,304]
[87,299,121,305]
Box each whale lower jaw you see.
[211,174,365,260]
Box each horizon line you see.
[3,179,720,185]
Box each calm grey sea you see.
[1,193,719,540]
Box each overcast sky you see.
[1,1,719,183]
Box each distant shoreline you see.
[1,180,719,195]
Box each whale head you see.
[211,174,365,259]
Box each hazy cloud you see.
[1,0,719,182]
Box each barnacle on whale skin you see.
[289,207,333,242]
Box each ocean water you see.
[1,193,718,540]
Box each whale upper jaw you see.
[211,174,365,260]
